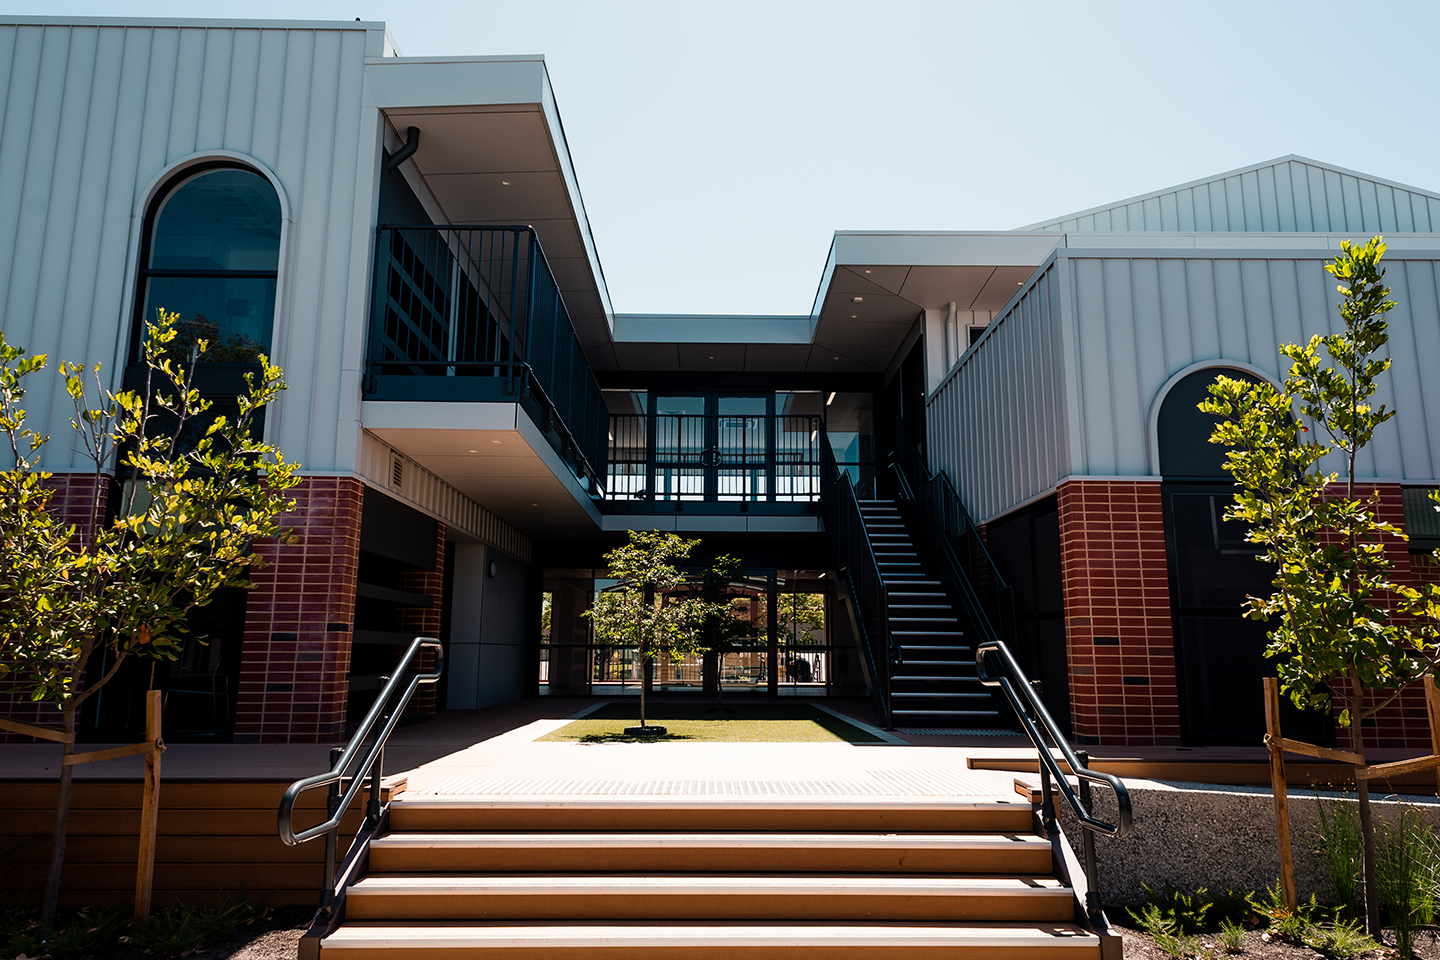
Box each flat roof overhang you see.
[806,232,1064,373]
[362,401,602,539]
[365,55,614,350]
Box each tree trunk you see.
[639,656,648,727]
[40,704,77,928]
[1353,730,1382,937]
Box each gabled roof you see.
[1020,155,1440,235]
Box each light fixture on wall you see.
[488,560,497,578]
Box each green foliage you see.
[1314,791,1365,918]
[688,554,760,657]
[0,904,129,960]
[1248,881,1332,941]
[1129,882,1213,935]
[1375,805,1440,956]
[1201,236,1440,727]
[1302,917,1378,959]
[585,530,714,664]
[1129,903,1202,958]
[133,893,257,957]
[0,309,301,711]
[1214,920,1245,954]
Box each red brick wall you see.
[232,476,364,744]
[0,473,110,743]
[1056,479,1180,746]
[396,522,446,719]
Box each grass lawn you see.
[537,702,884,744]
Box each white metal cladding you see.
[1063,252,1440,485]
[924,261,1069,524]
[1024,157,1440,235]
[356,431,532,563]
[0,21,381,472]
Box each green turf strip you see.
[537,702,883,744]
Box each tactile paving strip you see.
[424,768,1004,797]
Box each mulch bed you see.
[1112,919,1440,958]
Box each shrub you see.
[133,894,258,957]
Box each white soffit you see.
[805,232,1060,374]
[366,56,615,345]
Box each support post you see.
[133,690,162,925]
[1425,676,1440,796]
[1264,677,1296,910]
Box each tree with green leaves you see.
[0,310,300,926]
[688,554,761,710]
[585,530,716,730]
[1202,236,1440,935]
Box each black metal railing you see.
[278,637,443,918]
[365,225,607,495]
[891,420,1015,647]
[976,639,1131,926]
[822,433,891,727]
[606,414,821,502]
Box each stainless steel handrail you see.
[278,637,443,913]
[976,639,1131,926]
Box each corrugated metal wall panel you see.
[924,261,1069,523]
[0,23,377,472]
[1027,158,1440,235]
[1062,253,1440,482]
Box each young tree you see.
[585,530,714,730]
[689,554,760,710]
[0,310,300,926]
[1202,237,1440,934]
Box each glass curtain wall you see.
[539,566,832,698]
[825,392,876,498]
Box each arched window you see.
[1157,367,1265,478]
[132,165,281,365]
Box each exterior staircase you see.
[310,796,1105,959]
[858,499,1004,729]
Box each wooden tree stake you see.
[134,690,162,925]
[1425,676,1440,796]
[1264,677,1297,910]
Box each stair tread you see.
[349,875,1071,895]
[323,920,1100,948]
[372,832,1047,850]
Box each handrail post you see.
[1077,748,1102,924]
[319,745,342,917]
[1039,757,1057,832]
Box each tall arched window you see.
[132,165,281,365]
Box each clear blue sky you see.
[10,1,1440,315]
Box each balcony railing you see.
[364,225,607,495]
[605,414,821,506]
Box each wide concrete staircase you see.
[859,499,1004,729]
[315,796,1103,959]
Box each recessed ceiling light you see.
[491,439,502,444]
[852,296,863,303]
[833,356,840,361]
[864,269,872,274]
[850,314,857,318]
[826,392,836,405]
[1016,281,1023,286]
[709,355,715,359]
[531,502,539,506]
[468,449,477,453]
[501,179,512,185]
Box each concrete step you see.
[320,920,1101,959]
[343,874,1075,922]
[368,832,1052,874]
[387,800,1037,834]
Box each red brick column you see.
[396,523,446,719]
[0,473,110,743]
[232,476,364,744]
[1056,479,1180,746]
